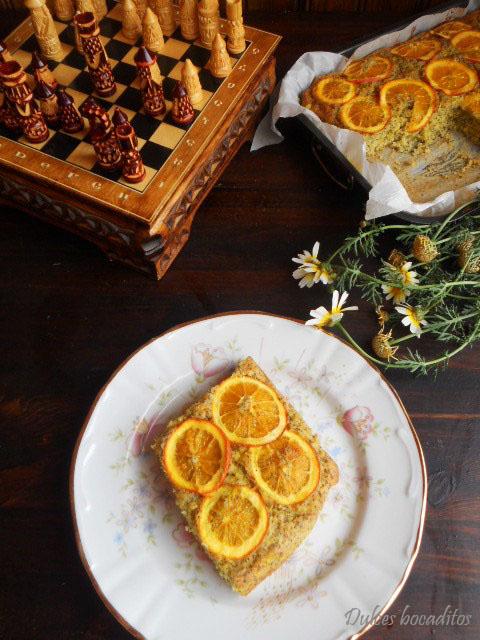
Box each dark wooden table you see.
[1,8,479,640]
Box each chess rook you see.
[0,59,49,142]
[52,0,74,22]
[226,0,245,54]
[75,0,95,52]
[80,97,123,171]
[171,81,194,125]
[34,79,59,126]
[142,7,164,55]
[114,109,146,184]
[208,32,232,78]
[56,88,84,133]
[25,0,63,61]
[152,0,176,37]
[134,46,166,117]
[182,58,202,108]
[75,11,116,97]
[179,0,199,41]
[198,0,219,49]
[31,51,58,89]
[121,0,141,43]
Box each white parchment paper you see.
[252,0,480,219]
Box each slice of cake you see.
[152,356,339,595]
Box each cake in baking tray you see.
[301,9,480,202]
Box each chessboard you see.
[0,1,280,277]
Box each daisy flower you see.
[292,242,335,288]
[382,283,408,304]
[399,261,419,286]
[306,291,358,328]
[395,305,427,336]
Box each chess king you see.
[75,11,116,97]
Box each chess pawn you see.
[92,0,108,20]
[114,111,146,184]
[24,0,64,61]
[208,32,232,78]
[182,58,202,108]
[31,51,57,89]
[56,88,84,133]
[198,0,219,49]
[34,79,59,126]
[179,0,199,41]
[142,7,164,54]
[0,41,13,64]
[52,0,74,21]
[76,11,116,97]
[134,46,166,117]
[226,0,245,54]
[122,0,142,43]
[171,81,194,125]
[152,0,176,37]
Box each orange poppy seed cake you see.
[300,10,480,202]
[152,356,339,595]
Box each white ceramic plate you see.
[71,312,426,640]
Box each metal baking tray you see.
[278,0,474,224]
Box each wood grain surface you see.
[1,6,479,640]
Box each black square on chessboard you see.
[20,35,39,53]
[62,48,87,70]
[140,141,171,171]
[105,39,131,62]
[198,69,223,93]
[156,55,180,77]
[42,132,81,160]
[116,86,142,111]
[99,17,122,39]
[92,163,123,181]
[113,61,138,86]
[131,113,161,140]
[60,24,77,47]
[0,124,22,142]
[162,76,177,102]
[70,70,93,94]
[180,44,210,69]
[106,0,116,10]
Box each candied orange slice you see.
[212,376,287,446]
[162,419,231,495]
[249,430,320,505]
[425,58,478,95]
[313,76,356,105]
[391,37,442,61]
[343,55,393,84]
[197,485,269,559]
[462,91,480,116]
[379,79,437,133]
[339,96,390,134]
[431,20,470,40]
[451,30,480,62]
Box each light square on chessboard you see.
[161,38,191,60]
[67,141,97,171]
[121,46,140,67]
[14,49,35,72]
[101,82,128,104]
[67,119,90,141]
[53,20,68,36]
[150,122,185,149]
[64,88,89,111]
[54,63,82,87]
[118,165,156,192]
[22,128,56,151]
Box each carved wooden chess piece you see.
[34,79,59,126]
[142,7,164,55]
[56,87,84,133]
[121,0,141,43]
[80,96,123,171]
[133,0,147,21]
[25,0,63,61]
[198,0,219,49]
[0,59,49,142]
[208,32,232,78]
[134,46,166,117]
[75,11,116,97]
[179,0,199,41]
[152,0,176,37]
[226,0,245,54]
[31,51,58,89]
[182,58,202,108]
[0,41,13,64]
[92,0,108,20]
[75,0,95,52]
[171,80,194,125]
[52,0,74,22]
[113,108,146,184]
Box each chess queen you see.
[75,11,116,97]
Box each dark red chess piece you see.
[0,60,49,143]
[75,11,116,98]
[0,41,12,64]
[171,81,194,126]
[113,108,146,184]
[134,46,166,117]
[80,97,122,171]
[31,51,58,90]
[34,80,59,127]
[56,88,84,133]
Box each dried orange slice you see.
[451,30,480,62]
[313,76,356,105]
[425,58,478,95]
[212,376,286,446]
[431,20,470,40]
[249,430,320,505]
[379,79,437,133]
[162,419,231,495]
[343,55,393,84]
[462,91,480,116]
[391,37,442,61]
[339,96,390,134]
[197,484,269,559]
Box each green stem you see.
[389,310,480,345]
[432,201,477,241]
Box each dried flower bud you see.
[375,306,390,327]
[388,249,407,268]
[457,235,480,273]
[412,235,438,263]
[372,331,399,361]
[359,220,368,229]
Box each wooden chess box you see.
[0,1,280,278]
